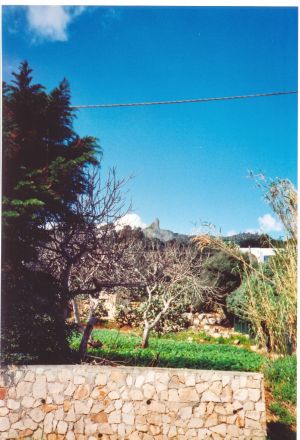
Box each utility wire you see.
[70,90,297,109]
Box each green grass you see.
[264,355,296,405]
[70,329,264,372]
[269,402,296,426]
[264,355,296,429]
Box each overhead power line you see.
[70,90,297,109]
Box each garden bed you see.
[70,329,264,372]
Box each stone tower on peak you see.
[150,218,160,229]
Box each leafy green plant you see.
[70,328,264,372]
[269,402,295,426]
[264,355,296,429]
[264,355,296,405]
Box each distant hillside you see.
[143,219,189,243]
[142,219,283,247]
[223,232,283,248]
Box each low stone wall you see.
[0,365,266,439]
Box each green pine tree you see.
[2,61,100,363]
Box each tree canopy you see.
[2,61,100,362]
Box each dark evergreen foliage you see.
[2,61,99,363]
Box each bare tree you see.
[127,240,222,348]
[38,165,130,355]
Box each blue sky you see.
[3,6,298,236]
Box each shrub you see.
[269,402,295,426]
[264,355,296,405]
[1,268,72,364]
[195,178,297,354]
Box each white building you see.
[239,247,276,264]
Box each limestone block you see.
[149,401,165,413]
[136,423,148,432]
[48,382,64,394]
[16,381,32,398]
[74,383,90,400]
[135,375,145,388]
[43,412,54,434]
[233,388,248,402]
[197,428,210,439]
[205,413,218,427]
[207,401,215,415]
[255,402,266,412]
[249,389,261,402]
[222,376,231,387]
[74,401,91,415]
[247,378,261,389]
[110,370,126,384]
[221,385,233,402]
[84,422,98,435]
[168,389,180,402]
[32,375,47,399]
[9,413,20,424]
[23,417,38,431]
[178,387,199,402]
[108,410,121,424]
[188,418,204,428]
[20,396,34,408]
[185,374,196,386]
[195,382,209,394]
[91,411,108,423]
[149,424,161,435]
[143,383,156,399]
[29,407,44,423]
[64,383,76,397]
[0,416,10,432]
[201,390,221,403]
[24,371,35,382]
[74,417,84,434]
[6,399,20,411]
[108,390,120,400]
[227,424,241,437]
[214,404,227,415]
[246,410,261,420]
[65,408,77,422]
[146,413,162,425]
[179,406,192,420]
[210,423,227,436]
[45,370,56,382]
[169,425,177,437]
[58,369,73,382]
[74,375,85,385]
[0,408,9,417]
[53,394,64,405]
[244,401,254,411]
[129,389,144,401]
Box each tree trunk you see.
[79,316,98,360]
[141,324,151,349]
[71,298,81,324]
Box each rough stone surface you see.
[0,365,266,439]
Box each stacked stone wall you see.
[0,365,266,439]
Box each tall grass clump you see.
[194,177,297,354]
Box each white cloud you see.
[26,6,85,42]
[245,228,259,234]
[226,230,237,237]
[258,214,283,233]
[115,213,146,230]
